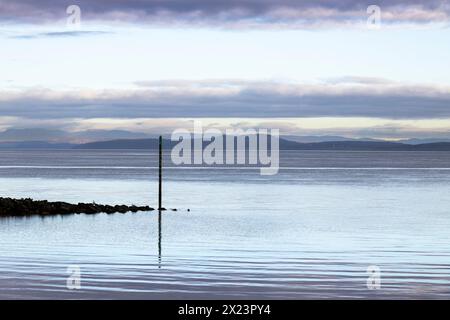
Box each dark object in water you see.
[0,197,154,217]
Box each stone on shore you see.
[0,197,154,217]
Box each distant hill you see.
[0,141,74,149]
[73,138,450,151]
[2,137,450,151]
[0,128,153,143]
[284,136,450,145]
[283,141,450,151]
[287,141,411,151]
[283,135,380,143]
[2,128,450,147]
[73,138,168,150]
[73,137,301,150]
[411,142,450,151]
[397,138,450,145]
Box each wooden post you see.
[158,135,162,210]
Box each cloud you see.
[1,117,450,142]
[1,80,450,119]
[9,30,113,39]
[1,0,449,28]
[323,76,395,85]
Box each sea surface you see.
[0,150,449,299]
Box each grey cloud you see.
[1,81,450,119]
[10,30,113,39]
[1,0,449,27]
[323,76,395,85]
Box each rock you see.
[0,197,154,217]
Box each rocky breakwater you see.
[0,197,154,217]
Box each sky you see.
[1,0,450,141]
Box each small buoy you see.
[187,209,190,212]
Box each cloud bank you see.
[1,0,449,27]
[9,30,113,39]
[1,80,450,119]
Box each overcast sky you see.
[1,0,450,140]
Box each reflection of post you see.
[158,136,162,210]
[157,136,163,268]
[158,210,162,268]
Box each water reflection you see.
[158,210,162,268]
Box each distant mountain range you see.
[74,138,450,151]
[0,128,153,143]
[1,128,450,145]
[0,141,74,149]
[2,137,450,151]
[283,135,450,145]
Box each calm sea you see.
[0,150,449,299]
